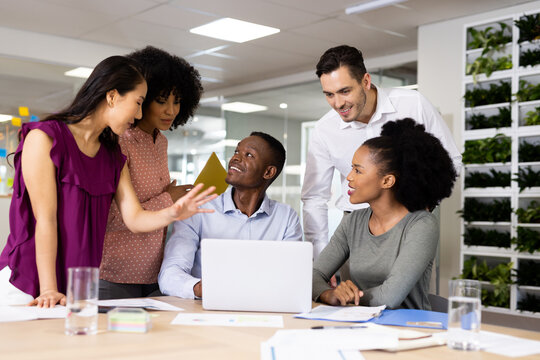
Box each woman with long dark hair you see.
[0,55,216,307]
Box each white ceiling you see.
[0,0,532,117]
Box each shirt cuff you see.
[182,277,201,299]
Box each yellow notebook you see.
[194,152,228,195]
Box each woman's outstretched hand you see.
[319,280,364,306]
[168,183,218,221]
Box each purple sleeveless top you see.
[0,120,126,297]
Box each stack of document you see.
[295,305,385,322]
[261,326,397,360]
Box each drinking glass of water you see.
[447,279,481,351]
[65,267,99,335]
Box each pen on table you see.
[311,325,368,330]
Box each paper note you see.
[295,304,386,322]
[30,115,39,122]
[479,330,540,357]
[194,152,228,195]
[11,117,21,127]
[171,313,283,328]
[261,341,365,360]
[18,107,29,117]
[0,148,6,158]
[7,178,13,187]
[97,298,184,311]
[0,305,66,322]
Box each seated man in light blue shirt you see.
[159,131,303,299]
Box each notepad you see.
[194,152,228,195]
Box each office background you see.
[0,0,539,328]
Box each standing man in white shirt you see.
[302,45,461,263]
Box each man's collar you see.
[223,187,271,216]
[338,86,396,129]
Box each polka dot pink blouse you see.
[100,127,173,284]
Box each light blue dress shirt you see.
[158,187,303,299]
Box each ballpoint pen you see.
[311,325,368,329]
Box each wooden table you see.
[1,297,539,360]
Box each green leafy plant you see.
[515,80,540,102]
[515,13,540,43]
[462,134,511,164]
[516,201,540,223]
[464,228,510,247]
[467,55,512,82]
[513,166,540,191]
[512,227,540,253]
[515,260,540,286]
[467,107,511,129]
[458,198,511,222]
[523,107,540,126]
[465,169,511,188]
[519,141,540,162]
[518,293,540,312]
[460,256,513,308]
[467,23,512,50]
[520,48,540,68]
[464,81,511,107]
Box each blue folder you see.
[371,309,448,329]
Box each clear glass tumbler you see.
[447,279,481,351]
[65,267,99,335]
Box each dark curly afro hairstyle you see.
[363,118,457,212]
[127,46,203,129]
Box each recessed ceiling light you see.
[346,0,407,15]
[221,102,268,113]
[0,114,13,122]
[64,67,93,79]
[279,103,288,109]
[190,18,280,43]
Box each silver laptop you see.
[201,239,313,313]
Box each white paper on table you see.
[261,341,365,360]
[263,328,398,351]
[171,313,284,328]
[479,330,540,357]
[97,298,184,311]
[295,304,386,322]
[0,305,66,322]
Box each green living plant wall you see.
[460,256,512,308]
[462,134,511,164]
[465,169,510,188]
[520,48,540,68]
[523,107,540,126]
[516,80,540,102]
[464,81,511,108]
[518,293,540,313]
[467,107,511,130]
[512,227,540,253]
[464,227,511,248]
[516,201,540,224]
[515,260,540,287]
[514,13,540,43]
[513,166,540,191]
[519,141,540,162]
[459,198,511,222]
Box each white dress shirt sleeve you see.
[301,127,335,258]
[158,219,201,299]
[417,92,463,175]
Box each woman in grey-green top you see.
[313,118,457,310]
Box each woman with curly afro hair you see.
[99,46,204,299]
[312,118,457,310]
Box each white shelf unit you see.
[461,10,540,318]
